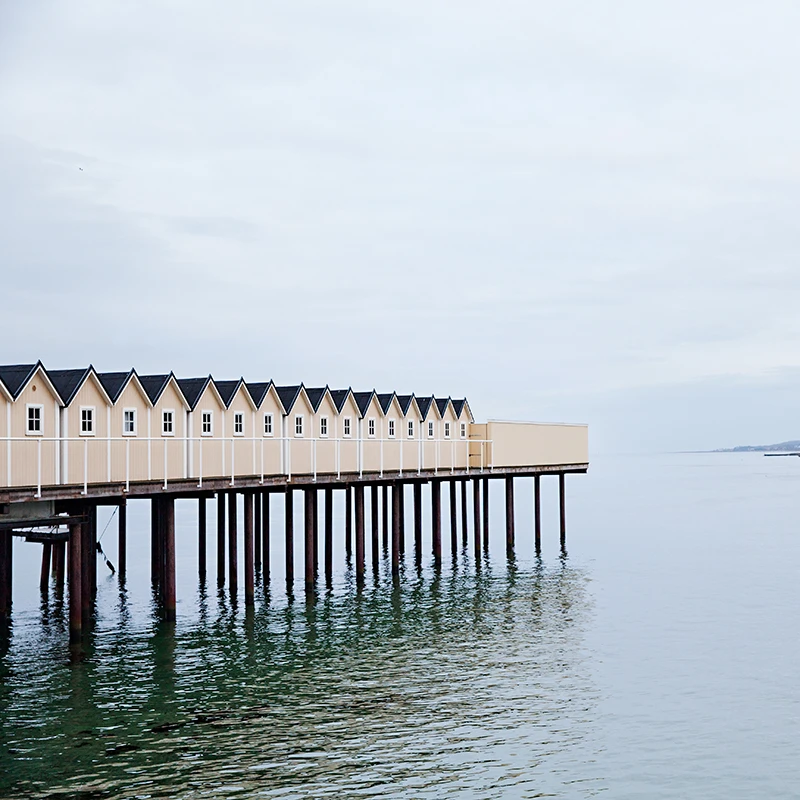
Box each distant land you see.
[714,440,800,453]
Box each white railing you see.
[0,435,493,496]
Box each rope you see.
[96,507,118,574]
[97,506,118,543]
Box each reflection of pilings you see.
[472,477,481,561]
[118,499,127,578]
[216,492,226,587]
[505,476,515,556]
[162,496,176,621]
[68,523,81,642]
[40,542,52,594]
[198,496,206,581]
[262,491,271,585]
[392,481,401,577]
[534,475,541,553]
[559,473,567,548]
[354,484,365,586]
[324,488,333,588]
[461,478,468,548]
[244,491,255,606]
[285,490,294,590]
[449,480,458,557]
[371,484,379,574]
[0,530,11,620]
[413,482,422,565]
[345,485,352,558]
[228,492,238,597]
[432,479,442,567]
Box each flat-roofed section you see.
[473,421,588,469]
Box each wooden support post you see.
[53,541,66,591]
[118,499,127,579]
[68,523,81,643]
[345,485,352,558]
[0,530,11,621]
[559,473,567,547]
[198,496,207,581]
[472,477,481,561]
[262,492,271,585]
[40,542,52,594]
[413,482,422,564]
[254,489,262,573]
[81,520,92,626]
[163,496,176,622]
[398,485,405,555]
[228,492,238,597]
[392,482,401,577]
[354,484,365,586]
[461,479,469,548]
[324,487,333,588]
[151,498,160,584]
[449,480,458,557]
[304,489,315,595]
[371,484,380,574]
[431,479,442,567]
[312,489,318,579]
[534,475,541,553]
[382,484,389,550]
[482,477,489,553]
[216,491,226,586]
[505,476,515,556]
[244,492,255,606]
[89,505,98,594]
[285,489,294,590]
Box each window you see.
[295,415,304,436]
[428,421,434,438]
[388,419,395,438]
[368,418,375,438]
[343,417,351,437]
[460,422,467,438]
[162,410,174,436]
[201,410,213,436]
[408,420,414,438]
[264,413,273,436]
[444,422,451,439]
[123,408,137,435]
[320,416,328,437]
[234,411,244,436]
[26,404,42,435]
[80,407,95,436]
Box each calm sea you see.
[1,453,798,799]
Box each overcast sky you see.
[2,1,800,452]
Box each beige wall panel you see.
[468,424,490,469]
[151,382,187,481]
[188,385,226,481]
[109,381,150,484]
[0,398,8,487]
[64,378,111,485]
[486,421,588,467]
[9,373,59,488]
[338,438,359,474]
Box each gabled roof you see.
[352,390,375,417]
[304,386,329,412]
[48,367,94,406]
[275,384,302,414]
[416,395,434,418]
[0,363,39,400]
[98,370,132,403]
[138,372,186,406]
[452,399,466,417]
[246,381,273,408]
[177,376,217,410]
[435,397,453,417]
[396,394,414,415]
[214,379,240,407]
[329,388,352,412]
[377,393,396,414]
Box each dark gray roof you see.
[452,399,466,417]
[97,370,133,403]
[435,397,450,417]
[396,394,415,415]
[214,379,242,407]
[138,374,172,405]
[177,377,212,410]
[246,381,272,407]
[416,396,434,418]
[48,367,92,406]
[304,387,327,412]
[0,363,39,399]
[352,391,374,416]
[275,385,302,413]
[329,389,351,412]
[377,393,395,414]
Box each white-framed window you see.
[368,418,376,438]
[80,406,95,436]
[264,413,273,436]
[233,411,244,436]
[428,421,434,438]
[407,420,414,438]
[26,404,43,435]
[320,416,328,437]
[162,409,174,436]
[201,410,213,436]
[388,419,395,438]
[123,408,137,435]
[460,422,467,438]
[444,421,451,439]
[343,417,352,437]
[295,415,304,437]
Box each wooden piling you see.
[472,477,481,561]
[505,476,515,555]
[68,523,81,643]
[0,530,11,621]
[244,492,255,606]
[371,484,379,574]
[262,491,271,585]
[559,473,566,546]
[216,491,226,586]
[461,479,468,548]
[285,489,294,589]
[382,484,389,550]
[162,497,176,622]
[311,489,318,579]
[398,485,405,555]
[151,499,160,584]
[198,496,207,580]
[324,487,333,588]
[228,492,238,596]
[118,500,127,578]
[534,475,541,553]
[354,484,365,586]
[431,479,442,567]
[254,490,262,573]
[53,541,66,591]
[304,489,315,595]
[392,481,401,577]
[40,542,51,593]
[89,506,98,594]
[482,477,489,553]
[413,482,422,564]
[449,480,458,557]
[81,520,92,626]
[345,485,352,558]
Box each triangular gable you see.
[49,366,112,407]
[178,376,224,410]
[139,373,189,409]
[435,397,454,418]
[378,392,404,418]
[416,395,435,419]
[98,370,133,403]
[0,361,58,401]
[246,380,274,408]
[397,394,422,419]
[111,370,152,407]
[304,386,332,412]
[352,390,375,417]
[275,384,303,414]
[452,398,474,422]
[329,388,353,412]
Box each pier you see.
[0,362,588,650]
